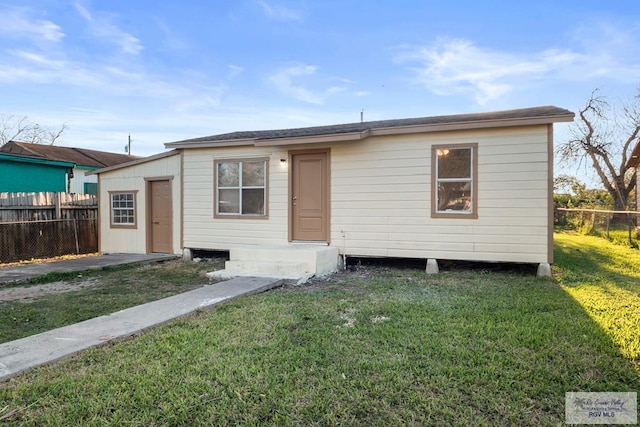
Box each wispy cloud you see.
[0,6,64,42]
[255,0,302,22]
[397,28,640,106]
[227,64,244,79]
[268,63,346,104]
[397,38,585,105]
[73,2,143,55]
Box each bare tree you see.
[557,88,639,211]
[0,115,67,146]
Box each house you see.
[0,152,75,193]
[0,141,137,194]
[626,138,640,215]
[92,106,574,278]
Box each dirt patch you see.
[0,278,101,303]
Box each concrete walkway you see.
[0,276,282,382]
[0,253,179,284]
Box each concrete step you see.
[229,246,339,277]
[206,245,340,286]
[225,260,309,276]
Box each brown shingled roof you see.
[0,141,138,168]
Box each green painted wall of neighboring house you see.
[0,154,73,192]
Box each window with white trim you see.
[110,191,137,227]
[432,144,478,218]
[215,159,267,217]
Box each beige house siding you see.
[182,124,552,263]
[98,153,181,254]
[182,146,290,249]
[330,125,551,263]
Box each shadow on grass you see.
[554,232,640,373]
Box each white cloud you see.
[0,6,64,42]
[397,30,640,105]
[268,63,346,104]
[73,2,143,55]
[397,38,586,104]
[227,65,244,79]
[255,0,302,22]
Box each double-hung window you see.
[215,159,267,217]
[431,143,478,218]
[110,191,137,228]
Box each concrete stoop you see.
[206,245,340,285]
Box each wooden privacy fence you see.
[0,192,99,263]
[0,218,98,263]
[0,192,97,222]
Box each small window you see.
[431,144,478,219]
[215,159,267,218]
[110,191,137,228]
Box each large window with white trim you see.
[215,159,267,217]
[431,144,478,218]
[109,191,137,228]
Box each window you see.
[215,159,267,217]
[110,191,137,227]
[431,144,478,218]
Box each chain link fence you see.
[0,218,98,264]
[555,208,639,247]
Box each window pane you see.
[111,193,135,225]
[438,148,471,179]
[218,189,240,214]
[242,161,265,186]
[218,162,239,187]
[242,189,265,215]
[438,182,472,212]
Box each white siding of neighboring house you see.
[98,153,181,254]
[181,123,553,264]
[69,167,98,194]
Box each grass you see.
[0,234,638,425]
[0,259,222,343]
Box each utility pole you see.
[125,133,132,156]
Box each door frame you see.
[288,148,330,243]
[145,177,173,253]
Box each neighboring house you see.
[92,106,574,277]
[0,152,75,192]
[0,141,137,194]
[627,138,640,215]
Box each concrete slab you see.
[0,276,282,382]
[0,253,178,284]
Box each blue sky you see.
[0,1,639,181]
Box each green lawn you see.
[0,259,222,343]
[0,233,638,426]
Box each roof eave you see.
[625,139,640,168]
[89,150,180,175]
[162,109,575,150]
[0,152,75,168]
[371,113,575,137]
[254,130,370,147]
[164,138,256,149]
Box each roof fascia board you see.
[89,150,180,175]
[253,130,370,147]
[0,153,75,168]
[626,139,640,168]
[165,139,255,149]
[370,114,575,137]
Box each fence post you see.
[629,212,633,247]
[73,219,80,254]
[606,212,611,239]
[54,192,61,219]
